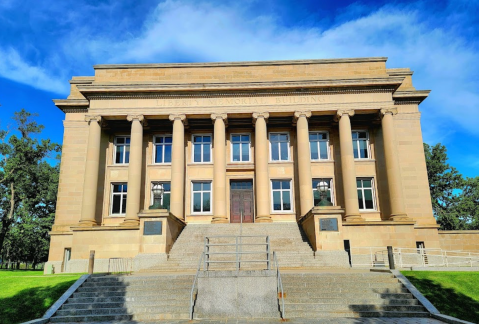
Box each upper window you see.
[352,131,370,159]
[154,135,172,164]
[357,178,375,210]
[309,132,329,160]
[111,183,127,215]
[271,180,292,212]
[312,178,334,206]
[231,134,251,162]
[192,181,212,214]
[151,182,171,210]
[114,136,130,164]
[270,133,290,161]
[193,135,212,163]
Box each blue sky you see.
[0,0,478,177]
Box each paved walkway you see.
[62,318,447,324]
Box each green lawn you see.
[402,271,479,323]
[0,270,82,324]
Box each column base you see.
[255,216,273,223]
[389,214,411,221]
[121,219,140,226]
[344,214,364,222]
[211,217,229,224]
[78,220,98,227]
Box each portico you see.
[47,57,442,273]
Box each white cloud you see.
[0,47,68,94]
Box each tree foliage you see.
[424,143,479,230]
[0,109,60,267]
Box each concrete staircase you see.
[281,272,429,318]
[49,274,194,322]
[147,223,348,271]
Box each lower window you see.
[151,182,171,210]
[271,180,292,211]
[111,183,127,215]
[312,179,334,206]
[357,178,375,210]
[192,182,211,213]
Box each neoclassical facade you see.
[47,57,442,272]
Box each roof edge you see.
[93,57,388,70]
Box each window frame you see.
[230,133,251,163]
[352,130,371,160]
[191,134,213,164]
[270,179,294,213]
[191,181,213,215]
[269,132,290,162]
[312,178,335,206]
[110,182,128,216]
[150,181,171,210]
[356,177,376,211]
[153,134,173,164]
[113,136,130,165]
[309,131,330,161]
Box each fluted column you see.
[381,108,409,221]
[122,115,144,226]
[337,110,363,221]
[79,115,102,226]
[211,113,228,223]
[253,112,272,223]
[295,111,314,216]
[169,114,186,220]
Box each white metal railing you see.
[189,252,205,320]
[348,247,479,268]
[273,251,285,319]
[107,257,133,274]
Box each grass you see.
[0,269,82,324]
[402,271,479,323]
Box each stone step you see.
[81,281,192,288]
[73,290,189,298]
[283,303,425,312]
[283,283,404,291]
[282,278,399,284]
[77,286,191,293]
[283,298,419,305]
[281,310,430,318]
[49,314,133,323]
[282,287,409,294]
[67,296,191,304]
[283,292,414,300]
[87,275,193,283]
[62,299,190,309]
[56,305,187,317]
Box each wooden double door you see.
[230,180,254,223]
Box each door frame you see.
[229,178,255,223]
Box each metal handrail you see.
[273,251,285,319]
[189,252,205,320]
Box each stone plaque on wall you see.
[144,221,162,235]
[319,218,338,231]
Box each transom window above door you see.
[231,134,251,162]
[192,135,212,163]
[270,133,290,161]
[154,135,172,163]
[114,136,130,164]
[309,132,329,160]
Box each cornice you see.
[69,77,95,85]
[93,57,388,69]
[52,99,89,113]
[76,77,403,99]
[393,90,430,104]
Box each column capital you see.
[252,112,269,120]
[336,109,355,118]
[85,115,102,124]
[169,113,186,122]
[211,113,228,126]
[127,114,145,122]
[294,110,312,119]
[380,107,398,116]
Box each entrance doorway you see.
[230,180,254,223]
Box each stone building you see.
[47,57,445,273]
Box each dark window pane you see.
[280,142,288,160]
[193,193,201,212]
[352,133,358,139]
[123,184,128,192]
[273,191,281,210]
[364,189,374,209]
[279,134,288,141]
[320,133,327,140]
[241,143,249,161]
[193,182,201,191]
[125,146,130,163]
[163,193,170,210]
[125,138,130,144]
[113,184,121,192]
[156,137,164,144]
[204,136,211,142]
[271,143,279,161]
[163,183,171,191]
[203,144,211,162]
[272,181,280,190]
[112,195,121,213]
[194,144,202,162]
[312,180,319,189]
[270,134,278,142]
[121,195,127,213]
[164,145,172,163]
[353,143,359,159]
[232,135,240,142]
[282,181,290,189]
[165,136,172,143]
[319,141,328,159]
[241,135,249,142]
[363,180,372,188]
[203,182,211,191]
[233,143,240,161]
[116,146,123,163]
[155,145,163,163]
[309,133,317,141]
[203,192,211,212]
[116,137,124,144]
[359,140,368,158]
[310,142,318,160]
[357,190,364,209]
[282,191,291,210]
[358,132,367,139]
